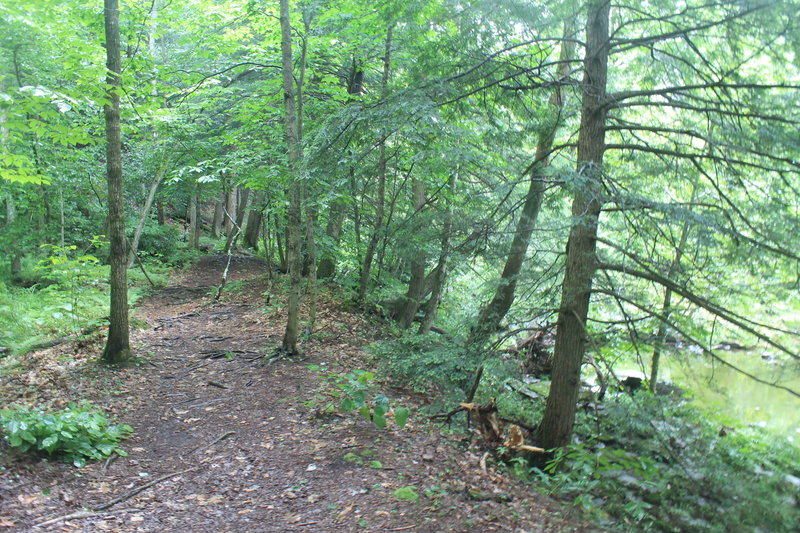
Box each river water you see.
[651,349,800,442]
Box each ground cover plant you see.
[0,402,132,468]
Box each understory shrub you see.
[306,366,410,429]
[369,332,481,398]
[526,394,800,532]
[0,402,132,467]
[132,222,198,266]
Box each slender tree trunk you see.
[357,24,393,302]
[650,197,693,392]
[156,200,166,225]
[351,170,362,247]
[5,192,21,276]
[224,186,238,235]
[419,173,456,334]
[398,179,427,329]
[305,204,318,329]
[275,214,287,272]
[317,198,346,279]
[188,183,200,249]
[243,191,265,249]
[101,0,132,364]
[536,0,609,450]
[280,0,303,354]
[127,159,169,267]
[224,187,250,254]
[469,25,575,347]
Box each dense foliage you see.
[0,402,132,468]
[1,0,799,530]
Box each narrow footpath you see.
[0,255,595,532]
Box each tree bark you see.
[280,0,303,354]
[316,198,346,279]
[101,0,132,364]
[224,186,238,235]
[188,183,200,249]
[419,173,456,334]
[469,23,575,347]
[211,194,224,238]
[127,158,169,268]
[536,0,609,450]
[398,179,427,329]
[243,191,265,249]
[156,200,166,225]
[224,187,250,254]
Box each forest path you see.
[1,255,592,532]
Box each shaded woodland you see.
[2,1,800,531]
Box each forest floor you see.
[0,255,598,532]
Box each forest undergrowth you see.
[0,254,593,532]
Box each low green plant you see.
[524,393,800,532]
[368,332,480,398]
[36,239,108,327]
[307,366,410,429]
[392,486,419,501]
[0,402,133,467]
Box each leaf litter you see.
[0,255,598,532]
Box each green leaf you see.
[359,404,371,420]
[41,435,59,452]
[394,407,410,428]
[373,411,386,429]
[340,397,356,412]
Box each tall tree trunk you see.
[224,187,250,253]
[243,191,265,249]
[127,159,169,268]
[316,198,346,279]
[275,214,287,272]
[101,0,132,364]
[650,193,693,392]
[469,25,575,347]
[224,186,238,235]
[156,200,166,225]
[188,183,200,249]
[419,173,456,334]
[5,192,21,276]
[536,0,609,450]
[357,24,393,302]
[280,0,303,354]
[398,179,427,329]
[211,194,224,238]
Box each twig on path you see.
[103,452,119,471]
[93,468,197,511]
[386,525,417,531]
[187,397,224,409]
[34,507,136,528]
[294,521,319,527]
[191,431,237,455]
[207,380,229,389]
[170,359,216,379]
[26,324,103,354]
[158,311,200,323]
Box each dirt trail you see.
[0,256,594,532]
